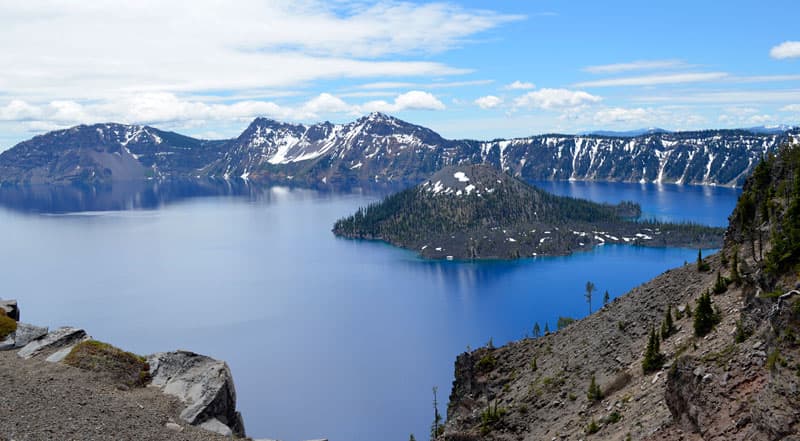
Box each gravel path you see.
[0,349,231,441]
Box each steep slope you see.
[333,164,723,259]
[0,114,795,187]
[439,142,800,440]
[0,123,225,185]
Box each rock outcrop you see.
[11,322,48,348]
[0,299,19,321]
[148,351,246,437]
[17,326,88,359]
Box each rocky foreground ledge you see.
[0,300,250,439]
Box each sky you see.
[1,0,800,150]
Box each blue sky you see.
[0,0,799,149]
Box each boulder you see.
[199,418,233,436]
[14,323,48,348]
[148,351,245,437]
[0,335,14,351]
[18,327,88,359]
[0,300,19,321]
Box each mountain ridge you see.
[1,113,797,187]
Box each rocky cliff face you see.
[440,143,800,440]
[1,113,795,187]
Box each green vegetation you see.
[767,349,785,371]
[734,320,751,343]
[587,374,603,402]
[697,249,710,272]
[476,354,497,373]
[333,165,723,259]
[605,411,622,424]
[585,419,599,434]
[730,247,742,285]
[729,144,800,275]
[585,281,596,314]
[63,340,150,387]
[661,305,675,340]
[694,290,721,337]
[532,322,541,338]
[557,316,576,330]
[430,387,443,441]
[480,400,507,435]
[0,309,17,340]
[530,357,538,371]
[603,290,610,306]
[642,327,665,374]
[712,271,729,294]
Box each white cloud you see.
[301,93,352,115]
[574,72,728,88]
[583,60,688,74]
[780,104,800,112]
[592,107,650,125]
[747,114,774,125]
[356,80,494,90]
[0,100,42,121]
[513,88,601,110]
[0,91,446,130]
[362,91,446,113]
[770,41,800,59]
[474,95,503,109]
[634,89,800,104]
[504,81,535,90]
[0,1,517,100]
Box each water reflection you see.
[0,179,406,214]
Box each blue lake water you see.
[0,181,740,441]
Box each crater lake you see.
[0,180,739,441]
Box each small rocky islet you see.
[333,164,724,260]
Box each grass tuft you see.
[63,340,150,388]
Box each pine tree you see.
[712,271,728,294]
[603,290,610,306]
[585,281,596,314]
[661,305,675,339]
[696,249,710,271]
[430,387,442,440]
[730,248,741,285]
[410,435,417,441]
[544,322,550,334]
[587,374,603,402]
[533,322,541,338]
[642,327,664,374]
[694,290,720,337]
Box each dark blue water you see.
[0,181,740,441]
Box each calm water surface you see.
[0,181,740,441]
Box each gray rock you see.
[18,327,87,359]
[0,299,19,321]
[165,422,184,432]
[46,341,89,363]
[148,351,245,437]
[0,336,15,351]
[199,418,232,436]
[14,323,48,348]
